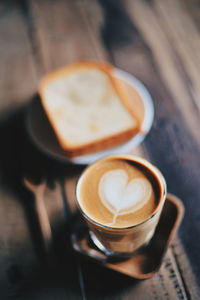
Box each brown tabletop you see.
[0,0,200,299]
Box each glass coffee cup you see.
[76,155,167,258]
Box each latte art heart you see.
[98,169,152,218]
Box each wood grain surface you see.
[0,0,200,299]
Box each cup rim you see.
[76,154,167,231]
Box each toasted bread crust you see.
[39,61,140,157]
[63,126,139,157]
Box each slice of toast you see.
[39,61,140,157]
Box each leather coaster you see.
[71,194,184,279]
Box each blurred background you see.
[0,0,200,299]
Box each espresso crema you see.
[77,157,160,228]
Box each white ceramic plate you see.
[26,69,154,165]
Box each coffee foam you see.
[99,169,152,226]
[78,159,158,228]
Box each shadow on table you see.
[0,98,83,295]
[0,96,84,250]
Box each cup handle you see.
[71,233,108,263]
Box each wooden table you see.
[0,0,200,299]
